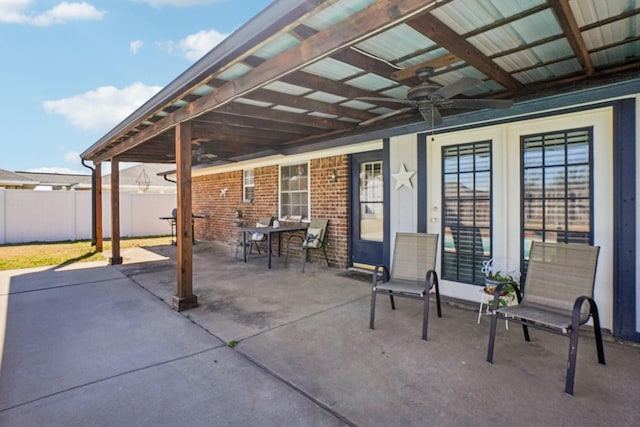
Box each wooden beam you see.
[172,121,198,312]
[213,101,352,130]
[109,158,122,265]
[391,53,459,81]
[95,162,103,252]
[548,0,594,76]
[407,14,523,90]
[90,0,440,162]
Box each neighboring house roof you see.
[80,0,640,168]
[15,171,92,190]
[102,163,176,193]
[0,169,39,188]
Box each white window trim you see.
[278,161,310,221]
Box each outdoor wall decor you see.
[220,187,228,198]
[392,163,415,190]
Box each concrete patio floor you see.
[1,241,639,426]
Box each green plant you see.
[482,258,519,307]
[226,340,239,348]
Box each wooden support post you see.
[109,157,122,265]
[95,162,103,253]
[172,121,198,311]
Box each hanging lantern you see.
[136,166,151,192]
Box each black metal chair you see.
[249,216,274,255]
[370,232,441,340]
[285,218,329,272]
[486,241,605,395]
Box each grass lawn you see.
[0,236,171,271]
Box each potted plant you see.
[482,258,519,307]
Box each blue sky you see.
[0,0,272,174]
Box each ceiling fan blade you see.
[418,104,443,128]
[447,98,514,109]
[430,77,482,100]
[356,97,416,106]
[359,107,415,126]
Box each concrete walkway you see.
[1,241,639,426]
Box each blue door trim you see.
[383,138,391,267]
[613,98,638,341]
[417,133,428,233]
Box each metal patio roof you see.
[80,0,640,167]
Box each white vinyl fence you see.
[0,189,176,244]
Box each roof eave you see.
[81,0,320,162]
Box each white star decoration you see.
[392,163,415,190]
[220,187,228,198]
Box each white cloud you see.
[130,39,143,54]
[163,28,228,61]
[0,1,105,26]
[136,0,221,7]
[28,166,88,175]
[43,82,163,132]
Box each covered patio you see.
[1,244,639,425]
[79,0,640,329]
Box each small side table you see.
[477,289,508,330]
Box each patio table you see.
[239,224,307,268]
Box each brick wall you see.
[192,154,350,269]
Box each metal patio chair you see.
[249,216,274,255]
[285,218,329,272]
[370,232,441,340]
[486,241,605,395]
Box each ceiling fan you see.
[357,67,513,127]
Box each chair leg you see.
[389,293,396,310]
[590,301,606,365]
[422,292,430,340]
[322,246,329,267]
[433,274,442,318]
[369,289,377,330]
[284,244,291,267]
[565,327,580,395]
[486,311,499,363]
[301,249,308,272]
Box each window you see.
[521,128,593,270]
[442,141,492,285]
[280,163,309,219]
[359,161,384,241]
[243,169,254,202]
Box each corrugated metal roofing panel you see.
[340,100,376,110]
[432,0,546,34]
[545,58,582,76]
[308,111,338,119]
[234,98,272,108]
[217,63,252,81]
[263,81,312,96]
[304,91,348,104]
[252,33,300,60]
[570,0,639,27]
[191,85,214,96]
[303,0,375,31]
[582,15,640,50]
[591,41,640,67]
[380,85,410,98]
[303,57,363,80]
[355,24,435,62]
[272,105,307,114]
[469,9,561,56]
[494,39,573,72]
[345,73,397,91]
[512,58,580,84]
